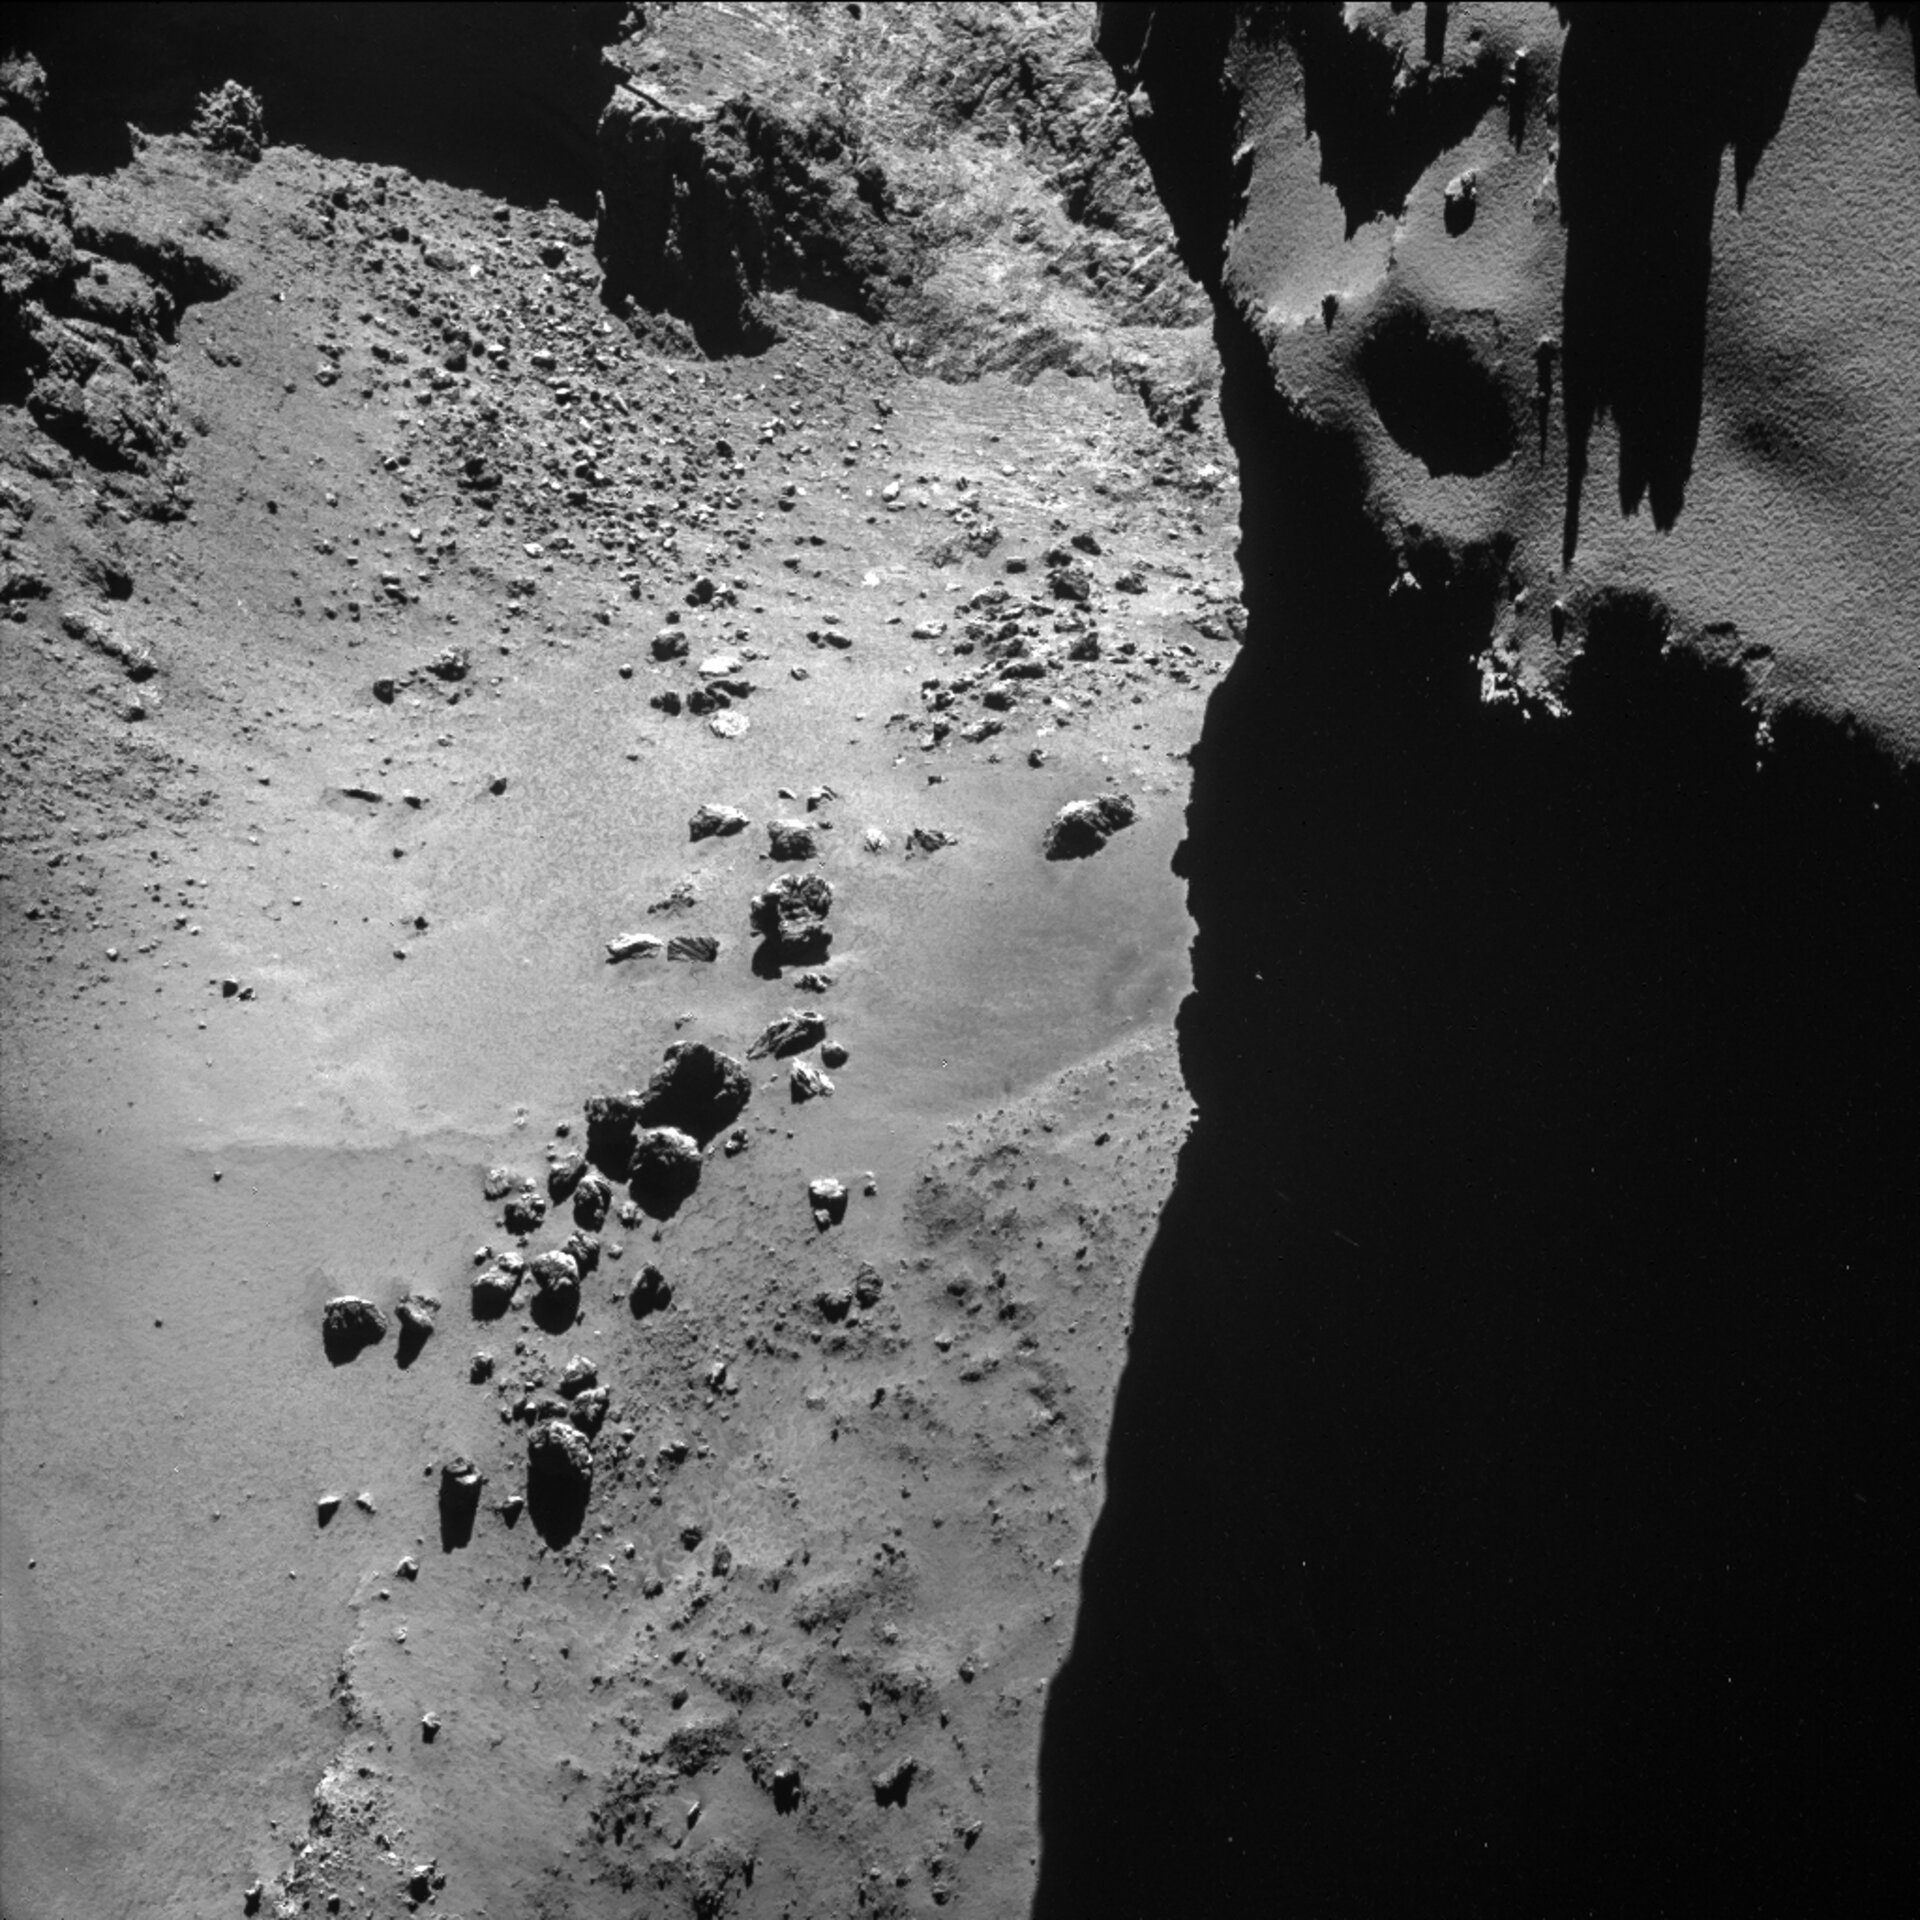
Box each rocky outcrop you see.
[596,1,1212,393]
[1038,8,1920,1916]
[0,59,237,512]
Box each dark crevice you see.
[7,2,621,212]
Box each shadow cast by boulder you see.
[438,1459,483,1552]
[526,1422,592,1549]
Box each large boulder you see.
[635,1041,752,1142]
[749,872,834,963]
[321,1295,388,1363]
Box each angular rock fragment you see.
[482,1165,521,1200]
[561,1228,601,1276]
[322,1295,388,1364]
[808,1176,849,1229]
[906,825,957,856]
[689,802,748,840]
[1043,792,1138,860]
[749,1008,827,1059]
[790,1060,835,1102]
[606,931,663,963]
[557,1355,598,1397]
[667,933,720,963]
[547,1148,587,1201]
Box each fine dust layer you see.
[0,11,1234,1917]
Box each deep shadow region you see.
[8,1,622,214]
[1034,165,1917,1920]
[1557,2,1826,559]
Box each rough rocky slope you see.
[0,11,1239,1919]
[1037,6,1919,1916]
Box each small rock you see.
[572,1171,613,1229]
[666,933,720,962]
[317,1491,343,1525]
[862,826,890,853]
[721,1128,750,1157]
[688,802,748,841]
[547,1149,587,1201]
[503,1182,548,1235]
[854,1263,884,1308]
[569,1385,611,1437]
[1443,167,1479,235]
[1047,561,1092,602]
[872,1755,918,1806]
[469,1349,496,1382]
[630,1262,673,1315]
[652,628,689,661]
[821,1040,849,1068]
[808,1177,849,1229]
[804,784,837,811]
[558,1355,598,1397]
[709,710,750,739]
[767,818,819,861]
[906,825,957,856]
[814,1283,853,1321]
[482,1165,521,1200]
[421,1711,440,1742]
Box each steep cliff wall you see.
[1038,5,1918,1913]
